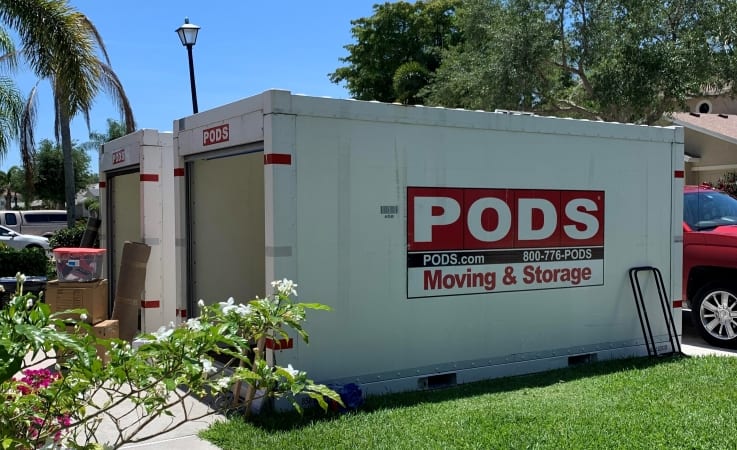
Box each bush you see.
[708,172,737,197]
[0,246,48,277]
[0,277,340,448]
[49,221,87,249]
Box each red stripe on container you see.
[674,170,684,178]
[264,154,292,165]
[265,338,293,350]
[174,168,185,177]
[141,300,160,309]
[673,300,683,308]
[99,181,106,188]
[140,174,159,182]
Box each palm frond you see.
[20,82,38,160]
[0,0,100,114]
[0,27,17,72]
[98,60,136,132]
[0,77,24,161]
[79,14,111,65]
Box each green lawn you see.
[201,355,737,449]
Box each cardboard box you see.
[111,242,151,342]
[59,319,119,365]
[93,319,119,364]
[53,248,106,282]
[45,279,108,324]
[93,319,119,339]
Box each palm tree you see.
[0,0,135,226]
[0,27,24,165]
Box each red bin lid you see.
[52,247,106,255]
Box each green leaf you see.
[0,346,22,382]
[296,302,332,311]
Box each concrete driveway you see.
[681,310,737,357]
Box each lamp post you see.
[176,17,200,114]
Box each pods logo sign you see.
[407,187,604,251]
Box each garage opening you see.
[186,149,265,312]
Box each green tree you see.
[329,0,462,103]
[0,166,27,209]
[33,138,90,208]
[0,0,135,226]
[424,0,737,124]
[425,0,558,112]
[84,118,127,154]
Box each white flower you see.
[220,297,249,315]
[216,376,232,389]
[185,318,203,331]
[197,299,205,308]
[284,364,302,378]
[235,304,252,317]
[26,298,33,309]
[169,321,175,329]
[272,279,298,297]
[201,358,216,374]
[153,326,174,342]
[80,313,88,322]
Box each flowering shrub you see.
[0,274,341,449]
[9,368,71,444]
[706,172,737,197]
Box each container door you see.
[187,150,265,311]
[106,170,141,305]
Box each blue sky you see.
[6,0,388,172]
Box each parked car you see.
[0,225,50,251]
[0,210,67,237]
[683,185,737,348]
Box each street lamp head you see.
[176,17,200,47]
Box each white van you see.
[0,210,68,237]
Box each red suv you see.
[683,185,737,347]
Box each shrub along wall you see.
[0,247,48,277]
[49,222,87,249]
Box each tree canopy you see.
[332,0,737,124]
[33,138,90,207]
[329,0,462,104]
[0,0,135,225]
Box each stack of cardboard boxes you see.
[46,248,119,362]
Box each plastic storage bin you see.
[53,248,106,282]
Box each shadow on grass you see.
[237,353,688,433]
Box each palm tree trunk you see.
[59,103,76,227]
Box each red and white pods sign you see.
[407,187,604,298]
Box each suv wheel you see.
[693,283,737,348]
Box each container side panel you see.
[287,115,677,382]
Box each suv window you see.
[23,212,66,223]
[23,214,46,223]
[4,213,16,226]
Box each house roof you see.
[668,112,737,145]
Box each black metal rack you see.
[628,266,682,356]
